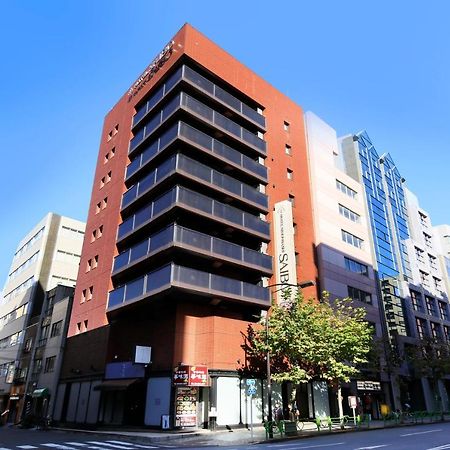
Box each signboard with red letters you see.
[173,365,209,387]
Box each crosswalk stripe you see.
[128,446,158,449]
[426,445,450,450]
[106,443,157,449]
[42,445,78,450]
[65,444,88,447]
[0,447,12,450]
[86,442,135,450]
[87,447,118,450]
[17,447,38,449]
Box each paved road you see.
[0,428,172,450]
[3,422,450,450]
[249,421,450,450]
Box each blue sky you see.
[1,0,449,284]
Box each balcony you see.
[113,223,273,276]
[129,92,266,156]
[133,65,265,130]
[108,263,270,311]
[117,185,270,243]
[126,121,267,184]
[122,153,268,213]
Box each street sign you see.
[246,379,256,386]
[348,395,358,425]
[247,386,257,396]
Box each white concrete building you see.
[0,213,85,421]
[403,190,450,411]
[434,224,450,297]
[305,112,385,418]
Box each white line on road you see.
[86,443,135,450]
[106,443,158,449]
[268,443,345,449]
[426,444,450,450]
[65,445,88,447]
[42,445,78,450]
[17,446,38,449]
[353,446,390,449]
[86,447,118,450]
[0,447,12,450]
[401,429,442,437]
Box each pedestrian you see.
[275,405,283,422]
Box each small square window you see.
[287,169,293,180]
[81,289,87,303]
[283,121,290,131]
[76,322,81,334]
[83,320,88,331]
[95,202,101,214]
[44,356,56,373]
[104,148,115,164]
[288,194,295,207]
[285,144,292,155]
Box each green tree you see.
[241,290,374,418]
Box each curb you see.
[50,427,208,443]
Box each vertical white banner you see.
[273,200,297,303]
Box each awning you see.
[32,388,50,398]
[94,379,139,391]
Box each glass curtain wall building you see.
[340,132,411,341]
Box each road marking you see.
[354,446,390,449]
[17,447,39,449]
[401,429,442,437]
[0,447,12,450]
[426,444,450,450]
[86,443,135,450]
[106,443,158,449]
[86,447,118,450]
[268,444,345,449]
[65,444,88,447]
[42,445,78,450]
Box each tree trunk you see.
[337,383,344,419]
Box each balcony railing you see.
[129,92,266,155]
[126,121,267,183]
[113,223,272,274]
[122,153,268,211]
[118,186,270,242]
[133,65,265,129]
[108,263,270,310]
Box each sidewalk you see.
[52,417,445,447]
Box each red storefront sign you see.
[173,365,209,386]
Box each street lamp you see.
[263,280,315,438]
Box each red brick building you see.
[56,24,317,428]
